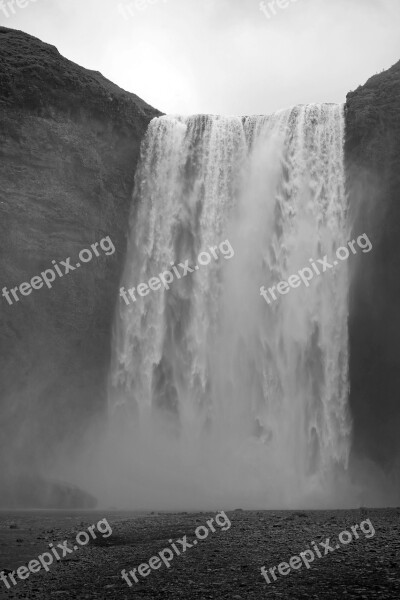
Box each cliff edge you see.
[346,59,400,476]
[0,27,161,505]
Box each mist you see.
[47,106,386,512]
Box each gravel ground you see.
[0,508,399,599]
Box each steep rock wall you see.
[0,27,161,495]
[346,60,400,475]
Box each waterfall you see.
[108,104,352,509]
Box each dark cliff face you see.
[0,27,161,499]
[2,24,399,505]
[346,60,400,475]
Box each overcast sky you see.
[2,0,400,115]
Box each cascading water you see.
[107,104,352,509]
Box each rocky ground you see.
[0,508,399,599]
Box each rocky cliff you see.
[2,25,400,505]
[346,60,400,478]
[0,27,161,506]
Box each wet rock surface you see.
[0,27,161,488]
[345,58,400,473]
[0,508,399,599]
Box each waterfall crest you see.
[108,104,352,508]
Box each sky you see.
[1,0,400,115]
